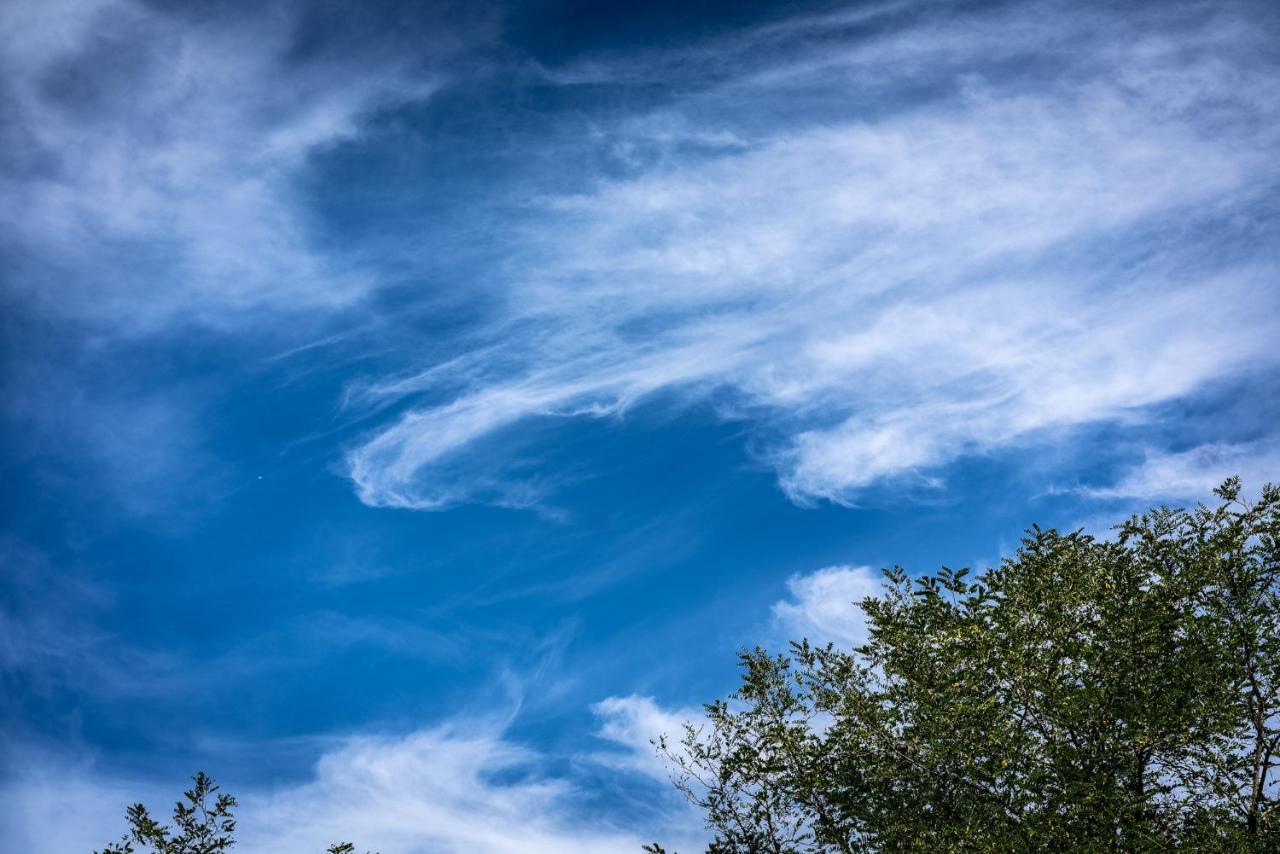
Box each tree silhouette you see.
[94,772,376,854]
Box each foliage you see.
[662,479,1280,852]
[96,772,236,854]
[95,773,375,854]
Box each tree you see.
[97,772,236,854]
[95,773,375,854]
[661,479,1279,852]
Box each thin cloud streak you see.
[1,715,682,854]
[1082,440,1280,502]
[592,694,702,783]
[238,722,649,854]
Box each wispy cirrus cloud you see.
[592,693,702,782]
[236,722,649,854]
[345,0,1280,511]
[1081,439,1280,502]
[0,0,454,523]
[0,0,442,332]
[1,711,696,854]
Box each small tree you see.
[661,479,1280,852]
[96,772,235,854]
[95,773,374,854]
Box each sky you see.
[1,0,1278,850]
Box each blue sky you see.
[2,0,1278,850]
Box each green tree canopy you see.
[660,479,1280,852]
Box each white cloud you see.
[1,721,654,854]
[240,723,647,854]
[1084,440,1280,502]
[773,565,882,649]
[592,694,701,782]
[345,0,1280,510]
[0,759,164,854]
[0,0,438,332]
